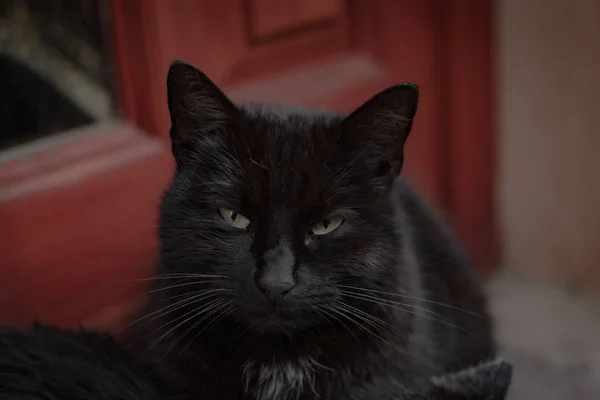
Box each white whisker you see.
[337,284,481,317]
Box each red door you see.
[0,0,495,332]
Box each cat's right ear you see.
[340,83,418,182]
[167,61,240,165]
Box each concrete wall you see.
[498,0,600,291]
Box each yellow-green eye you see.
[218,208,250,230]
[309,218,343,236]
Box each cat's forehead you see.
[220,104,347,172]
[241,103,342,121]
[204,105,351,208]
[239,104,342,147]
[187,105,359,210]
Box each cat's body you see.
[129,62,496,400]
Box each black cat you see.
[129,61,496,400]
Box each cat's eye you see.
[218,208,250,230]
[309,218,343,236]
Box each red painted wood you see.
[443,0,497,275]
[248,0,344,40]
[0,125,172,327]
[109,0,167,136]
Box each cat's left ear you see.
[340,83,418,177]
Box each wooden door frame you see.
[0,0,496,330]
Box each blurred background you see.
[0,0,598,398]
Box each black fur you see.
[129,61,496,400]
[427,358,512,400]
[0,324,183,400]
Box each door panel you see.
[248,0,345,40]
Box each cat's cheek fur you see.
[159,213,247,270]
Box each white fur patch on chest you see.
[242,357,328,400]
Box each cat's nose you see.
[255,241,296,301]
[256,276,296,302]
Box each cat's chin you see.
[235,308,317,334]
[251,317,301,334]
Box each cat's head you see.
[158,61,419,333]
